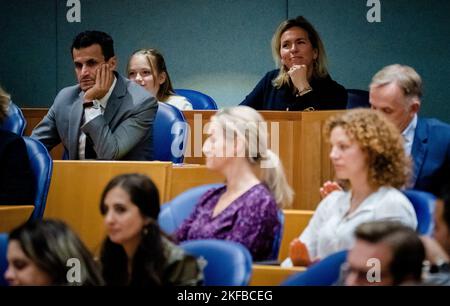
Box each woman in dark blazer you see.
[241,16,347,111]
[0,85,35,205]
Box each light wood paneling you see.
[22,108,343,210]
[183,110,342,210]
[250,264,306,286]
[23,108,64,160]
[44,161,172,253]
[0,205,35,232]
[278,210,314,262]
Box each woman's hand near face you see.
[289,238,312,266]
[288,65,310,93]
[319,181,343,199]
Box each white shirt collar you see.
[401,114,417,156]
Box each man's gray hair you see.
[370,64,423,101]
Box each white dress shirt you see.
[78,77,117,160]
[402,114,418,156]
[281,186,417,267]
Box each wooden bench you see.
[0,205,35,232]
[44,161,223,252]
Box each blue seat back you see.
[403,189,436,235]
[175,89,218,110]
[282,250,348,286]
[23,137,53,220]
[180,239,252,286]
[346,89,370,109]
[0,233,8,286]
[153,102,189,163]
[270,210,284,260]
[158,184,224,234]
[0,101,26,135]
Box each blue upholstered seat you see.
[153,102,188,163]
[180,239,252,286]
[0,101,26,135]
[175,89,218,110]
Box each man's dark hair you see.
[71,30,114,60]
[355,221,425,285]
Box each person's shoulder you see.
[260,69,280,82]
[375,187,413,209]
[320,189,348,205]
[54,84,81,102]
[317,74,347,91]
[419,117,450,133]
[375,186,407,199]
[197,185,225,205]
[247,183,276,202]
[165,95,193,110]
[120,74,157,107]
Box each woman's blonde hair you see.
[324,108,410,189]
[211,106,294,208]
[271,16,329,89]
[126,48,176,102]
[0,85,11,123]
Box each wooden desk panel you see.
[250,264,306,286]
[0,205,35,232]
[43,161,223,252]
[44,161,172,253]
[22,108,343,210]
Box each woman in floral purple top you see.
[175,106,293,261]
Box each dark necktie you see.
[85,134,97,159]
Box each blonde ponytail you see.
[213,106,295,208]
[260,149,294,208]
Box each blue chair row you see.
[0,101,26,135]
[158,183,284,260]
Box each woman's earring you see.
[143,227,149,235]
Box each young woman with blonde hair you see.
[175,106,293,260]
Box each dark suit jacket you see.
[0,129,35,205]
[411,117,450,195]
[31,73,158,160]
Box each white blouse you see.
[281,187,417,267]
[165,95,193,110]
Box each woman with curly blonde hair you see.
[282,108,417,267]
